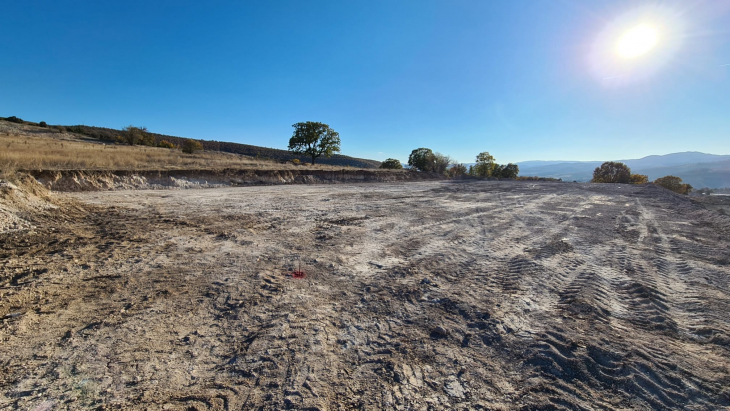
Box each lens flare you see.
[616,24,659,58]
[589,5,684,86]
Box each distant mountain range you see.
[515,152,730,188]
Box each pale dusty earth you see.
[1,180,730,410]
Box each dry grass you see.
[0,133,373,172]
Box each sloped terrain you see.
[1,181,729,409]
[0,119,381,169]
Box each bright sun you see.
[616,24,659,58]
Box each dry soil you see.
[1,181,730,410]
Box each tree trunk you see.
[311,155,316,165]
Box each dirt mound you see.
[0,174,59,233]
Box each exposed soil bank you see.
[29,169,442,191]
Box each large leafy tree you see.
[408,148,436,172]
[379,158,403,169]
[474,152,497,177]
[494,163,520,179]
[122,125,154,146]
[433,153,454,174]
[288,121,341,165]
[591,161,631,183]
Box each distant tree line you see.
[401,148,521,179]
[591,161,692,194]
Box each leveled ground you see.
[1,181,729,409]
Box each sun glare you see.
[589,5,684,86]
[616,24,659,58]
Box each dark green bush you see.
[182,139,203,154]
[380,158,403,169]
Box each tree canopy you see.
[449,164,468,177]
[474,152,497,177]
[121,125,154,146]
[181,139,203,154]
[408,148,436,172]
[379,158,403,169]
[287,121,341,165]
[591,162,631,184]
[432,153,454,174]
[493,163,520,179]
[629,174,649,184]
[654,175,692,195]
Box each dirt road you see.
[2,181,729,409]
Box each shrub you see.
[6,116,23,124]
[592,161,631,183]
[290,158,301,165]
[38,121,47,128]
[654,175,692,195]
[181,139,204,154]
[158,140,175,149]
[448,164,467,177]
[380,158,403,169]
[629,174,649,184]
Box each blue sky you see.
[1,0,729,164]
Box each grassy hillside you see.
[0,120,382,172]
[0,116,381,169]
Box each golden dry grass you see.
[0,133,373,172]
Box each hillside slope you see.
[0,118,381,169]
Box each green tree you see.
[493,163,520,179]
[122,126,154,146]
[629,174,649,184]
[433,153,454,174]
[449,164,468,177]
[408,148,436,172]
[181,139,203,154]
[380,158,403,169]
[288,121,341,165]
[654,175,692,195]
[591,161,631,183]
[474,152,497,177]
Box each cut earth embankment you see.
[28,169,442,192]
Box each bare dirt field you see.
[2,180,730,410]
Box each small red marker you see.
[290,258,306,279]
